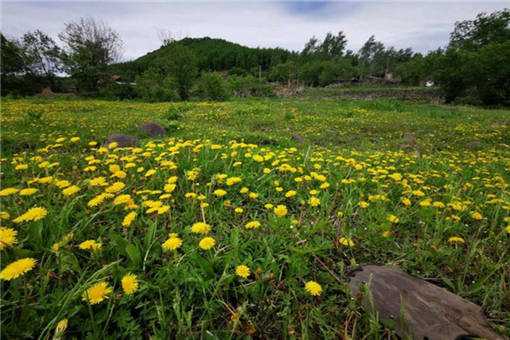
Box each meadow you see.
[1,97,509,338]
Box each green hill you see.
[110,37,295,81]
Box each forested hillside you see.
[110,37,295,81]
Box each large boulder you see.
[349,265,504,340]
[140,122,166,137]
[105,134,139,147]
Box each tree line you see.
[1,9,509,105]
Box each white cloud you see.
[1,1,507,60]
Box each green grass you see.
[0,97,509,338]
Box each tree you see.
[450,9,510,50]
[194,72,230,101]
[434,9,510,104]
[59,17,123,93]
[20,30,62,77]
[0,34,24,75]
[302,31,347,59]
[358,35,386,78]
[135,67,179,102]
[161,44,198,100]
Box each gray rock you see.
[105,134,139,147]
[140,122,166,137]
[349,265,503,340]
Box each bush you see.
[194,72,230,101]
[135,68,180,102]
[228,75,274,97]
[98,82,137,100]
[164,103,193,120]
[433,42,510,105]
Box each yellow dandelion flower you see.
[304,281,322,296]
[308,196,320,207]
[226,177,242,186]
[55,180,71,189]
[55,318,68,336]
[387,214,399,223]
[471,212,483,220]
[121,273,139,295]
[505,225,510,234]
[245,220,261,229]
[63,185,80,196]
[87,193,113,207]
[89,177,108,187]
[191,222,211,234]
[0,227,17,250]
[448,236,465,245]
[235,265,250,279]
[105,182,125,193]
[338,237,354,247]
[122,211,137,228]
[79,240,102,251]
[162,234,183,251]
[0,258,37,280]
[274,204,288,217]
[82,281,112,305]
[0,188,19,197]
[213,189,227,197]
[19,188,38,196]
[13,207,47,223]
[0,211,10,220]
[285,190,297,198]
[199,237,216,250]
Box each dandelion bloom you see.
[308,196,320,207]
[235,265,250,279]
[505,225,510,234]
[55,318,68,336]
[87,193,113,207]
[82,281,112,305]
[274,205,288,217]
[19,188,38,196]
[199,237,216,250]
[105,182,125,193]
[121,273,139,295]
[191,222,211,234]
[79,240,102,251]
[162,234,183,251]
[386,214,399,223]
[285,190,297,198]
[0,188,19,197]
[0,227,17,250]
[89,177,108,187]
[63,185,80,196]
[448,236,465,245]
[0,258,37,280]
[226,177,242,186]
[213,189,227,197]
[122,211,137,228]
[13,207,47,223]
[338,237,354,247]
[471,212,483,220]
[245,220,261,229]
[304,281,322,296]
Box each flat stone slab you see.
[349,265,504,340]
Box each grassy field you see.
[1,97,509,338]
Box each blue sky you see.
[1,1,508,60]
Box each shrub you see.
[135,68,179,102]
[228,75,274,97]
[194,72,230,101]
[164,103,193,120]
[98,82,137,100]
